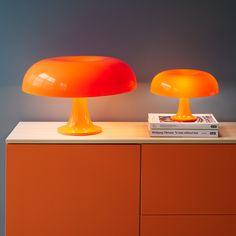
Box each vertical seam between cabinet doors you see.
[139,144,142,236]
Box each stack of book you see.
[148,113,219,137]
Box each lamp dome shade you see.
[151,69,218,98]
[22,56,137,97]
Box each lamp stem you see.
[171,98,197,122]
[176,98,192,117]
[68,98,92,128]
[58,98,102,135]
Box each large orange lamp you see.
[150,69,219,122]
[22,56,137,135]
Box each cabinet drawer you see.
[142,144,236,214]
[141,216,236,236]
[6,144,140,236]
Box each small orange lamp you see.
[22,56,136,135]
[150,69,219,122]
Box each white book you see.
[149,129,218,137]
[148,113,218,130]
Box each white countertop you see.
[6,122,236,144]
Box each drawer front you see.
[141,216,236,236]
[6,144,140,236]
[142,144,236,214]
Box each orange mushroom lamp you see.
[150,69,218,122]
[22,56,136,135]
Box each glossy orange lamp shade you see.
[22,56,137,135]
[150,69,219,121]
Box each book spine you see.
[149,123,219,130]
[149,129,218,137]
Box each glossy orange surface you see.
[151,69,218,98]
[58,98,102,135]
[171,97,197,121]
[22,56,137,97]
[150,69,219,121]
[22,56,137,135]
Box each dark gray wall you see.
[1,0,236,234]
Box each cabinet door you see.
[6,144,140,236]
[141,216,236,236]
[142,144,236,214]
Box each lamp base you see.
[171,98,198,122]
[58,124,102,136]
[58,97,102,136]
[171,114,197,122]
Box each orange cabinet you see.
[141,216,236,236]
[141,144,236,236]
[6,144,140,236]
[142,144,236,215]
[6,122,236,236]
